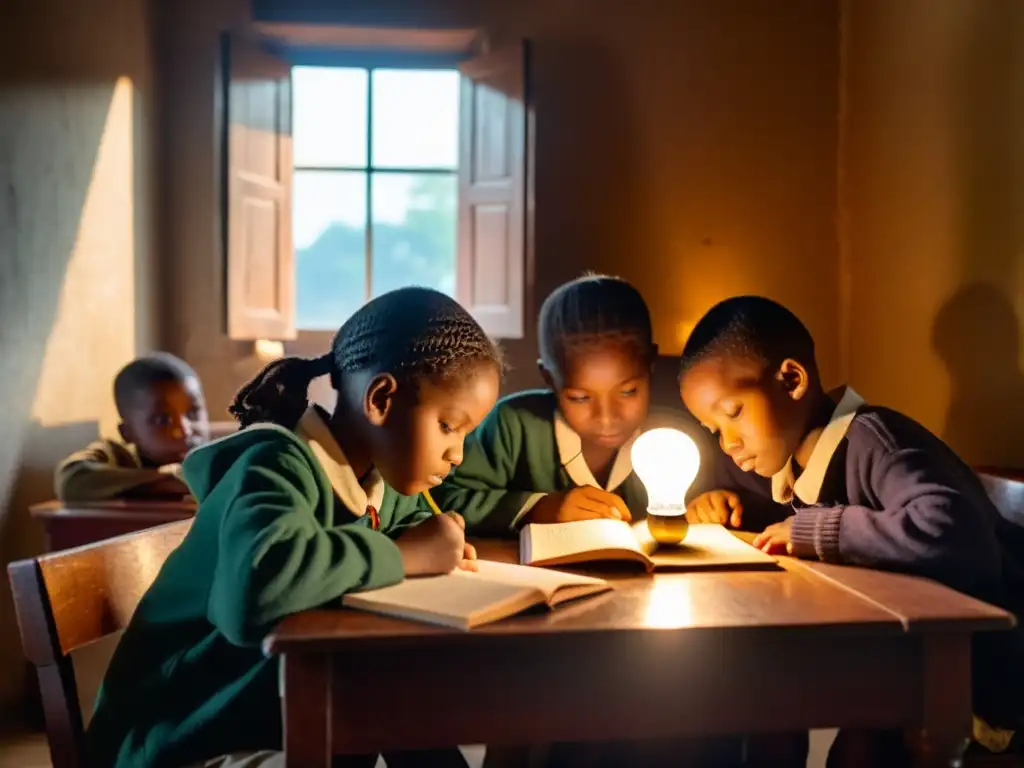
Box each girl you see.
[436,274,740,767]
[86,288,503,768]
[436,273,704,533]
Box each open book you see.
[342,560,611,631]
[520,520,778,572]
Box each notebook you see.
[342,560,612,630]
[520,519,779,572]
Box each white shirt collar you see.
[294,407,385,515]
[553,413,638,492]
[771,386,865,504]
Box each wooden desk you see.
[30,500,196,552]
[265,541,1014,768]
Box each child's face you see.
[119,377,210,467]
[546,339,652,451]
[680,355,806,477]
[374,363,501,496]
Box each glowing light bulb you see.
[631,427,701,544]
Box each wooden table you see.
[30,499,196,551]
[265,540,1015,768]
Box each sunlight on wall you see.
[30,77,137,438]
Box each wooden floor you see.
[0,729,49,768]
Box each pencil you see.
[423,489,444,516]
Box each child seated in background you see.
[85,288,501,768]
[438,274,742,767]
[55,352,210,502]
[678,295,1024,766]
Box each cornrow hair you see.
[678,295,817,378]
[538,273,654,370]
[230,287,503,429]
[113,352,200,416]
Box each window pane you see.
[294,171,367,330]
[371,173,457,298]
[293,67,368,168]
[371,69,460,169]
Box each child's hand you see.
[686,490,743,528]
[752,517,794,554]
[528,487,632,524]
[460,540,479,572]
[396,512,468,576]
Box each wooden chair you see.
[978,467,1024,526]
[8,519,192,768]
[965,469,1024,766]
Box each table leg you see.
[910,635,973,768]
[283,652,331,768]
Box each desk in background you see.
[30,499,196,552]
[26,422,234,553]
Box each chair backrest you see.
[8,519,192,768]
[977,467,1024,526]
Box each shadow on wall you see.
[495,35,646,394]
[940,1,1024,469]
[933,283,1024,468]
[0,0,156,722]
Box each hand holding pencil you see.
[394,493,478,575]
[424,490,478,569]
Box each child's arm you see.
[208,442,409,646]
[683,426,789,531]
[787,447,1002,594]
[55,441,186,501]
[432,405,537,536]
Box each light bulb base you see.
[646,505,689,544]
[647,503,687,516]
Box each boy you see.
[55,353,210,501]
[678,295,1024,764]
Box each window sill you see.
[285,330,336,359]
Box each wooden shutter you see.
[225,35,296,340]
[457,43,529,339]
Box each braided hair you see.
[230,287,503,429]
[679,296,817,378]
[538,274,654,371]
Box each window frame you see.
[224,33,531,354]
[292,64,461,336]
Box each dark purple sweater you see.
[788,406,1024,726]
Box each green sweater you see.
[436,390,699,535]
[85,421,429,768]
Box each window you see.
[292,66,461,331]
[223,36,530,342]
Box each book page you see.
[647,523,777,569]
[343,574,533,629]
[342,562,611,629]
[462,559,608,600]
[522,518,643,563]
[631,520,659,555]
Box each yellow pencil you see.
[423,489,444,516]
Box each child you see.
[85,288,503,768]
[55,352,209,501]
[437,275,741,767]
[678,295,1024,765]
[437,274,682,532]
